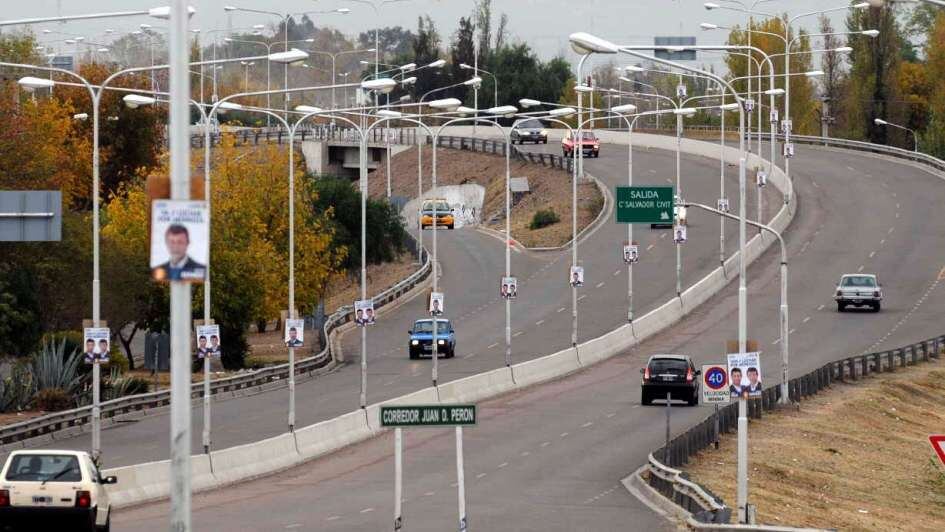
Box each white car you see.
[0,450,116,531]
[835,274,883,312]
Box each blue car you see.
[408,318,456,359]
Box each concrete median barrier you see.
[295,410,372,460]
[104,454,213,509]
[510,349,581,389]
[209,433,300,487]
[437,367,516,404]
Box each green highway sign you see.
[615,186,674,224]
[380,405,477,427]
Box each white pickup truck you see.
[0,449,116,531]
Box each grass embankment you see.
[371,145,603,248]
[683,356,945,531]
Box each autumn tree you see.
[921,12,945,157]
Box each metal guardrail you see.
[434,135,575,172]
[645,333,945,523]
[0,235,432,449]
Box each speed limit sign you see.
[702,365,730,404]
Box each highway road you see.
[115,141,945,530]
[21,138,770,469]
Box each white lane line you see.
[666,178,673,183]
[892,192,897,198]
[632,405,640,409]
[423,492,435,497]
[802,316,811,324]
[888,227,894,234]
[581,421,594,428]
[535,320,545,326]
[477,472,487,479]
[541,441,551,447]
[881,182,888,188]
[497,462,508,469]
[326,516,341,522]
[880,239,886,245]
[487,342,498,349]
[462,353,476,359]
[649,169,657,174]
[606,412,616,418]
[789,328,796,335]
[596,282,605,288]
[285,524,303,529]
[513,331,523,337]
[560,432,569,438]
[857,265,865,272]
[578,294,587,301]
[869,251,876,258]
[383,381,395,386]
[896,212,900,218]
[817,304,825,311]
[812,180,820,188]
[660,233,667,239]
[359,508,374,514]
[646,244,655,251]
[896,203,900,209]
[846,165,856,172]
[521,451,531,457]
[772,338,781,345]
[557,307,566,313]
[613,269,621,276]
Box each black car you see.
[640,354,700,406]
[510,118,548,144]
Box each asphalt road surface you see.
[25,139,770,469]
[115,141,945,530]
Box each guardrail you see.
[0,234,432,451]
[644,333,945,523]
[187,125,420,148]
[433,135,575,172]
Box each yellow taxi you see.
[420,198,454,229]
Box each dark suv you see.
[640,354,700,406]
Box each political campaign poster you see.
[770,109,779,123]
[429,292,444,315]
[196,325,221,358]
[744,98,755,112]
[783,143,795,158]
[284,319,304,347]
[674,224,687,244]
[150,199,209,283]
[781,119,793,134]
[726,351,762,398]
[717,198,730,213]
[675,83,687,98]
[756,170,768,188]
[623,244,639,264]
[499,277,518,300]
[569,266,584,287]
[83,327,110,364]
[355,299,376,326]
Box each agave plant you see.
[30,338,85,398]
[0,363,37,413]
[103,367,150,401]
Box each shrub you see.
[104,369,150,400]
[34,388,73,412]
[244,356,269,370]
[0,364,33,413]
[529,208,560,230]
[104,348,129,374]
[41,331,84,362]
[31,339,85,397]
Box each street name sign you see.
[380,405,477,427]
[702,365,730,404]
[615,186,674,224]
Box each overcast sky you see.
[9,0,856,70]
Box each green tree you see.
[921,12,945,157]
[0,264,42,356]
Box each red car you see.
[562,131,600,158]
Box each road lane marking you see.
[613,270,621,276]
[880,239,885,245]
[541,441,551,447]
[581,421,594,428]
[423,492,435,497]
[285,525,303,529]
[857,265,864,272]
[772,338,780,345]
[560,432,569,438]
[896,203,900,209]
[477,473,487,479]
[513,331,523,337]
[326,516,341,522]
[817,304,825,311]
[606,412,616,418]
[578,294,587,301]
[521,451,531,457]
[846,166,856,172]
[896,212,900,218]
[802,316,811,323]
[535,320,545,326]
[359,508,374,514]
[812,180,820,188]
[888,227,894,234]
[869,251,876,258]
[596,282,605,288]
[557,307,566,313]
[462,353,476,359]
[497,462,508,469]
[487,342,498,349]
[789,328,796,335]
[646,244,655,251]
[661,233,667,239]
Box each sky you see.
[7,0,860,71]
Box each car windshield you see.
[519,119,543,129]
[648,358,688,374]
[413,321,450,334]
[422,202,450,213]
[841,276,876,288]
[5,454,82,482]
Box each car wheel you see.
[641,391,651,406]
[97,511,111,532]
[687,392,698,406]
[448,223,454,230]
[837,302,845,312]
[409,350,418,360]
[873,302,881,312]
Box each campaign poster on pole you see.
[701,365,730,404]
[285,319,304,347]
[623,244,639,264]
[195,325,221,358]
[726,352,762,398]
[500,277,517,300]
[674,224,687,244]
[354,299,376,326]
[569,266,584,287]
[150,199,209,283]
[83,328,110,364]
[717,198,730,213]
[429,292,444,315]
[756,170,768,188]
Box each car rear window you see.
[414,321,450,334]
[841,276,875,287]
[422,201,450,213]
[519,119,543,129]
[5,455,82,482]
[648,358,688,374]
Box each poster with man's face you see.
[674,225,687,244]
[783,143,795,158]
[718,198,730,213]
[285,319,304,347]
[727,352,762,398]
[355,299,376,326]
[196,325,221,358]
[83,327,110,364]
[744,98,755,112]
[429,292,444,315]
[623,244,639,264]
[770,109,779,124]
[569,266,584,287]
[500,277,517,300]
[756,170,768,188]
[150,199,209,283]
[675,83,687,98]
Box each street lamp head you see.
[862,29,880,38]
[376,109,403,118]
[65,39,77,45]
[427,59,447,68]
[720,103,740,111]
[428,98,462,111]
[486,105,518,117]
[269,49,309,65]
[574,84,594,93]
[704,2,720,10]
[336,8,351,14]
[216,102,243,115]
[463,76,483,87]
[223,6,237,12]
[805,70,825,77]
[610,103,637,114]
[295,105,324,114]
[835,46,854,53]
[252,24,265,30]
[624,65,645,73]
[874,118,887,125]
[97,48,110,53]
[853,2,871,9]
[148,6,196,20]
[399,95,412,102]
[139,23,152,30]
[359,60,370,65]
[75,37,86,42]
[400,63,417,71]
[569,32,619,55]
[18,76,55,92]
[400,76,417,86]
[304,38,315,43]
[73,113,89,121]
[700,23,719,30]
[362,78,398,93]
[123,94,157,109]
[455,106,477,116]
[674,107,697,116]
[764,88,786,96]
[519,98,542,108]
[548,107,576,118]
[459,63,472,70]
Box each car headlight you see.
[593,144,600,149]
[540,130,548,136]
[411,340,419,346]
[437,339,446,345]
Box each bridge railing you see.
[187,125,420,148]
